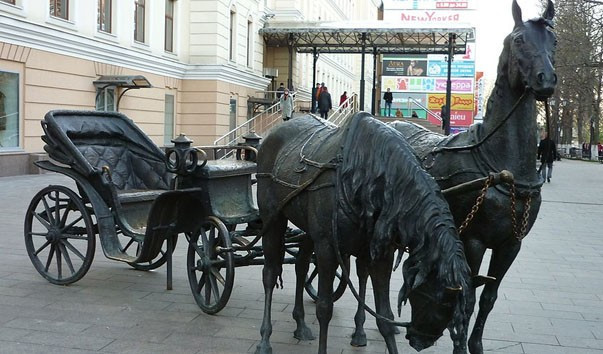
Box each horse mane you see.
[338,112,471,333]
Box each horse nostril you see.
[553,74,558,84]
[537,72,545,83]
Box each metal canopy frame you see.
[260,21,474,114]
[260,21,473,54]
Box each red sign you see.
[449,110,473,126]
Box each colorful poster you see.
[427,60,475,77]
[428,43,475,62]
[449,110,473,126]
[427,93,474,111]
[383,59,428,77]
[382,76,474,93]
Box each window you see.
[0,71,19,149]
[50,0,68,20]
[1,0,16,5]
[229,98,237,142]
[164,94,175,145]
[134,0,145,43]
[98,0,111,33]
[165,0,174,52]
[95,87,115,111]
[247,19,252,67]
[229,8,236,61]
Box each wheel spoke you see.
[191,241,204,257]
[200,228,211,256]
[41,195,55,225]
[56,244,62,280]
[34,240,51,256]
[54,191,60,225]
[44,244,56,272]
[63,239,86,261]
[196,272,207,294]
[59,200,73,228]
[34,212,51,229]
[122,238,135,253]
[28,232,49,237]
[204,273,212,304]
[59,242,75,275]
[208,273,221,302]
[210,267,226,286]
[61,215,83,233]
[306,268,319,286]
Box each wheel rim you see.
[24,186,95,285]
[187,216,234,314]
[304,255,349,302]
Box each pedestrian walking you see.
[280,88,293,121]
[318,86,332,119]
[339,91,348,108]
[538,133,557,183]
[383,88,393,117]
[276,82,285,99]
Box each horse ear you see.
[543,0,555,21]
[512,0,523,28]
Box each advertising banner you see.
[427,60,475,77]
[428,43,475,62]
[382,76,474,93]
[383,59,428,77]
[384,9,475,24]
[449,110,473,126]
[387,0,477,10]
[427,93,474,111]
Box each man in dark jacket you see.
[537,134,557,183]
[383,88,393,117]
[318,86,332,119]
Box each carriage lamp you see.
[237,131,262,161]
[166,134,199,176]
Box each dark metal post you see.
[287,34,294,91]
[311,48,318,113]
[166,236,174,290]
[360,33,367,111]
[444,33,456,136]
[371,47,377,115]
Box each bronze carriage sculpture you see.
[24,109,347,314]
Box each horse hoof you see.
[350,331,367,347]
[255,343,272,354]
[294,327,315,341]
[468,340,483,354]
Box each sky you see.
[475,0,543,83]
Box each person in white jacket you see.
[280,88,293,121]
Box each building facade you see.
[0,0,381,176]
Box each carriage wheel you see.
[186,216,235,314]
[24,185,96,285]
[304,255,349,302]
[124,235,178,271]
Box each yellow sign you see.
[427,94,474,110]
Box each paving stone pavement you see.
[0,159,602,353]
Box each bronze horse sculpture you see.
[382,1,557,353]
[254,112,472,353]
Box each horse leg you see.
[369,255,398,354]
[314,238,337,354]
[255,217,288,354]
[292,237,315,340]
[468,240,521,354]
[449,238,485,354]
[350,257,368,346]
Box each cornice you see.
[0,15,270,90]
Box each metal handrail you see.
[407,97,442,122]
[329,93,358,126]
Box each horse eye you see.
[514,36,524,44]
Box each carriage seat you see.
[199,159,257,179]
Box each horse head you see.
[398,232,471,351]
[505,0,557,101]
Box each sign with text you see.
[384,9,475,24]
[427,60,475,77]
[383,59,428,77]
[387,0,476,10]
[382,76,474,93]
[427,93,474,111]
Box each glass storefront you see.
[0,71,19,149]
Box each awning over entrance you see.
[259,21,474,54]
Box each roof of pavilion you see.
[259,20,475,54]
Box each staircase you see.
[213,93,360,158]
